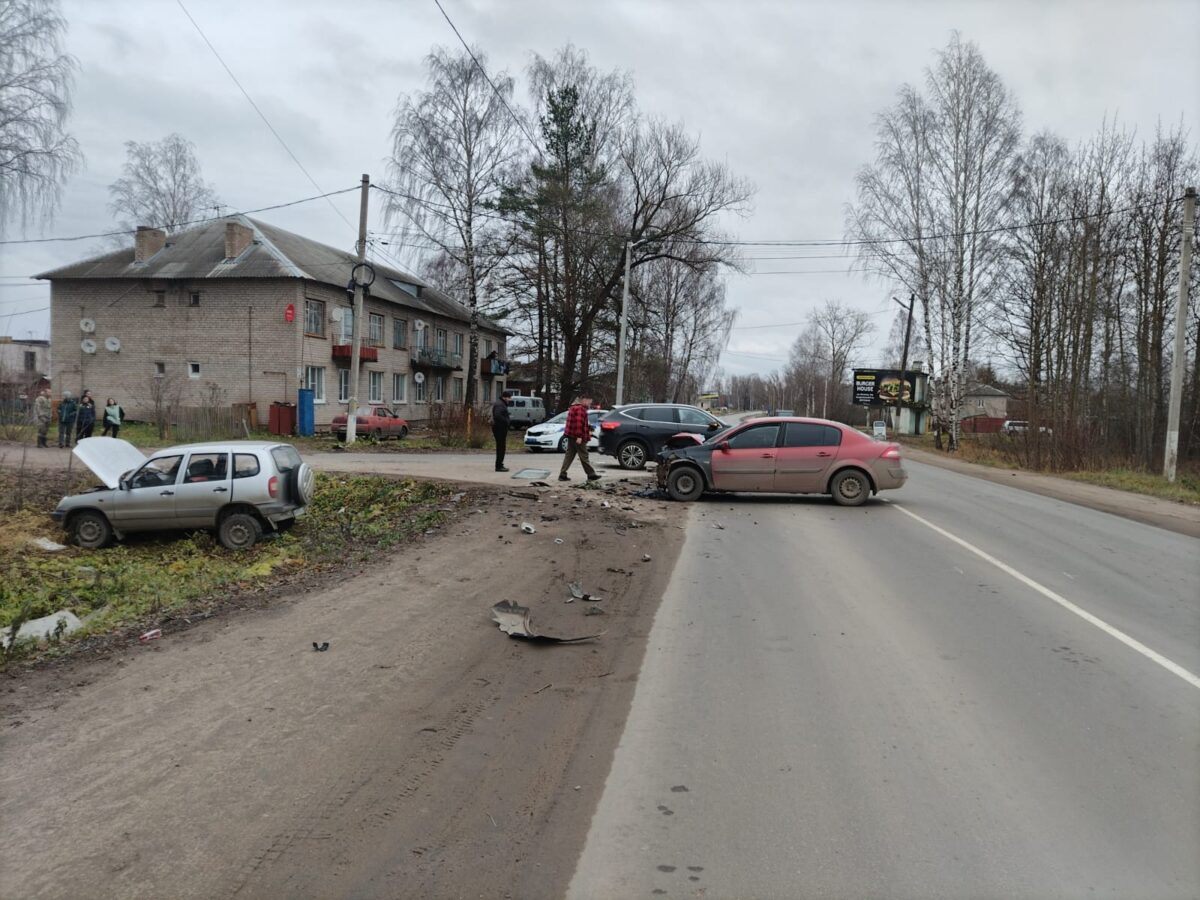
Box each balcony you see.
[413,347,463,370]
[332,344,378,363]
[480,358,510,377]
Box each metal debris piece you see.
[450,492,466,503]
[1,610,82,648]
[554,538,565,545]
[606,566,627,574]
[139,628,162,642]
[568,582,586,599]
[28,537,67,552]
[712,522,725,530]
[490,600,604,643]
[642,554,652,562]
[312,641,330,652]
[512,468,551,480]
[520,522,536,534]
[510,490,540,501]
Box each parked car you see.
[524,409,604,452]
[331,406,409,441]
[597,403,725,469]
[1001,420,1052,436]
[655,416,907,506]
[52,438,315,550]
[503,395,547,429]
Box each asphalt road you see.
[567,459,1200,899]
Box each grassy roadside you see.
[0,470,456,665]
[897,433,1200,505]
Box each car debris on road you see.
[490,600,604,643]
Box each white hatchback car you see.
[524,409,603,453]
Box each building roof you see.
[34,215,508,334]
[965,382,1010,398]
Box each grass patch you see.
[1,472,454,663]
[1063,469,1200,505]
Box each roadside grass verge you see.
[898,433,1200,504]
[1,472,454,665]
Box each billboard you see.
[853,369,914,406]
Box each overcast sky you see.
[2,0,1196,379]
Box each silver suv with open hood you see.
[52,438,315,550]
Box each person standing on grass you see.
[34,388,52,448]
[492,393,511,472]
[75,391,96,441]
[558,390,600,483]
[102,398,125,438]
[57,390,78,448]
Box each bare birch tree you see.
[0,0,82,235]
[806,300,874,418]
[383,46,522,408]
[108,133,219,235]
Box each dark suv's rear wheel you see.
[617,439,649,470]
[666,466,704,502]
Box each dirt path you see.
[1,486,685,899]
[902,445,1200,538]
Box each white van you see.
[504,395,547,428]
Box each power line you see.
[175,0,356,236]
[429,0,541,155]
[0,186,359,245]
[1,305,49,316]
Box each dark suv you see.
[597,403,725,469]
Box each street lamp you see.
[615,237,650,406]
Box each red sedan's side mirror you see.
[717,440,730,453]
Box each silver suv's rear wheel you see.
[218,511,262,550]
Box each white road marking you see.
[887,501,1200,690]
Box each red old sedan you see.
[331,406,410,442]
[655,416,907,505]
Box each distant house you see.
[0,337,49,399]
[36,217,509,429]
[960,383,1011,433]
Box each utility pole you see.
[1164,186,1196,482]
[345,174,370,445]
[615,240,634,406]
[894,294,914,434]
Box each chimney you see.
[225,221,254,260]
[134,226,167,263]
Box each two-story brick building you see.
[37,216,509,428]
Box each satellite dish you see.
[414,319,426,331]
[80,318,96,333]
[330,307,343,322]
[80,339,97,355]
[413,372,426,384]
[105,336,121,352]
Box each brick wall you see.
[50,277,508,429]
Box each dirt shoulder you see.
[0,484,685,900]
[904,445,1200,538]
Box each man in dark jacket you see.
[57,390,78,448]
[492,394,511,472]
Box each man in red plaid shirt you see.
[558,389,601,482]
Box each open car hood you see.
[72,437,148,489]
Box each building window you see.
[189,291,201,307]
[305,299,326,337]
[414,376,426,403]
[483,380,492,402]
[154,291,166,307]
[188,362,201,379]
[415,325,428,349]
[369,313,385,347]
[393,318,407,349]
[340,308,354,343]
[452,377,464,401]
[24,351,36,372]
[304,366,326,403]
[434,375,445,402]
[436,328,447,352]
[975,399,985,408]
[393,373,407,404]
[338,368,350,402]
[368,371,383,403]
[155,361,166,376]
[453,332,464,355]
[484,339,493,356]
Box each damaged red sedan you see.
[655,416,907,506]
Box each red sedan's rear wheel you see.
[830,468,869,506]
